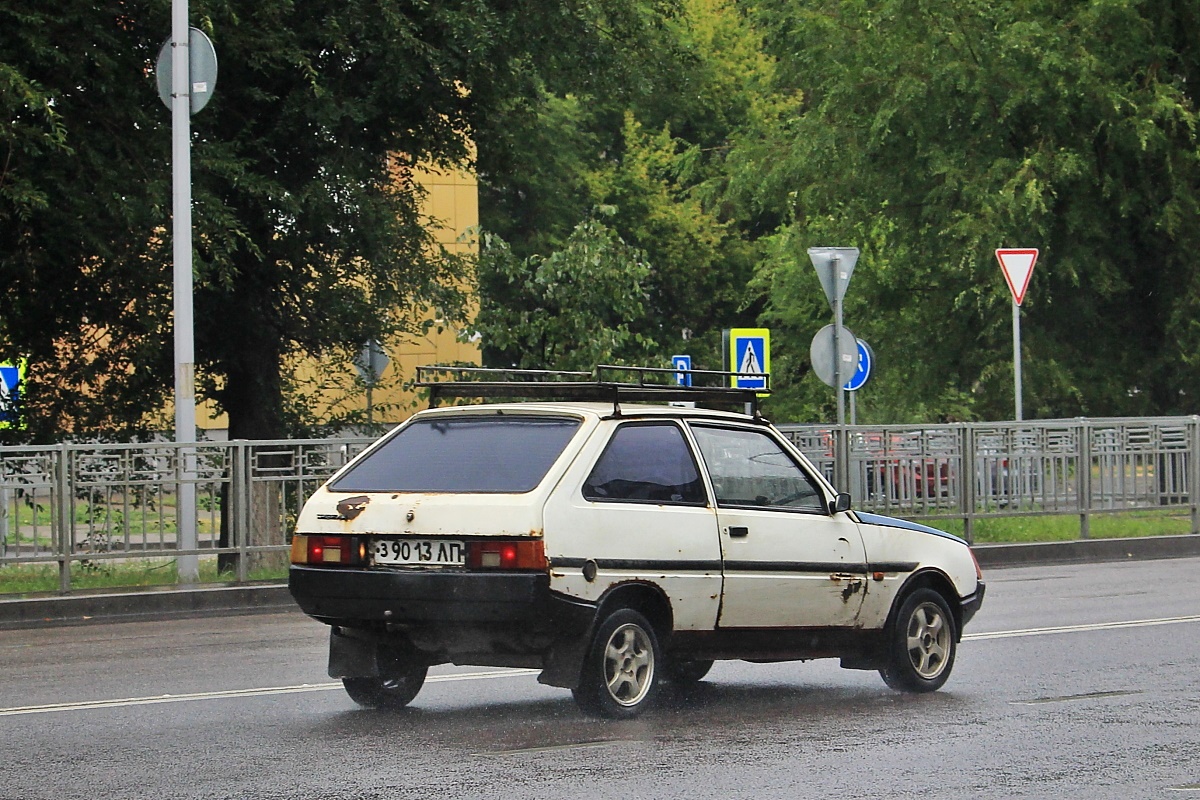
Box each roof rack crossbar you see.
[415,365,592,383]
[414,364,770,416]
[594,364,770,391]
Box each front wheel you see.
[880,588,957,693]
[342,644,428,710]
[573,608,661,719]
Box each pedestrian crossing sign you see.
[727,328,770,392]
[0,360,26,430]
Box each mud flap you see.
[328,627,381,678]
[538,632,591,689]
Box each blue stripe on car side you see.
[854,512,969,546]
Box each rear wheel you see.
[342,644,428,710]
[880,588,957,693]
[573,608,661,719]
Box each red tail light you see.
[467,540,546,570]
[290,535,366,566]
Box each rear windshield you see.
[329,415,582,493]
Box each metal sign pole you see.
[832,255,845,428]
[1012,299,1023,422]
[171,0,198,582]
[808,246,859,492]
[996,248,1037,423]
[831,256,850,491]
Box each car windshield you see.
[329,415,582,493]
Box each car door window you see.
[690,425,825,512]
[583,422,707,505]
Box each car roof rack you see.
[414,365,770,417]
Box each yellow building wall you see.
[375,163,481,421]
[196,164,480,431]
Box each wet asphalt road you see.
[1,557,1198,800]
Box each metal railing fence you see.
[0,437,374,593]
[778,416,1200,541]
[2,416,1198,595]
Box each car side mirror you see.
[828,492,851,514]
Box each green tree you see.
[733,0,1200,422]
[0,3,172,440]
[0,0,681,441]
[479,0,783,373]
[472,215,660,370]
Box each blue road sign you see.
[843,339,874,392]
[730,330,769,391]
[0,361,25,429]
[672,355,692,387]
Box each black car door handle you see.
[728,526,749,538]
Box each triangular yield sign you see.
[996,248,1039,306]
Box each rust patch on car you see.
[336,495,370,521]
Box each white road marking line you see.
[478,740,630,756]
[0,669,540,717]
[6,615,1199,718]
[964,614,1200,641]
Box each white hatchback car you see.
[290,367,985,718]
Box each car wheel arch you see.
[887,568,963,642]
[538,580,674,691]
[595,580,675,639]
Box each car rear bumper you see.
[288,565,592,630]
[960,581,986,628]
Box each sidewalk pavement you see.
[3,535,1199,630]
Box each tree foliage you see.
[478,0,779,374]
[733,0,1200,422]
[7,0,1200,436]
[472,216,660,370]
[1,0,680,441]
[0,3,172,440]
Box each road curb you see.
[0,583,296,630]
[3,536,1199,629]
[971,534,1200,568]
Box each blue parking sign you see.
[672,355,692,387]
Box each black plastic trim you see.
[867,561,922,573]
[722,561,870,573]
[960,581,986,627]
[552,557,724,572]
[289,565,586,631]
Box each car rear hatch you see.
[291,410,588,572]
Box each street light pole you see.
[171,0,198,582]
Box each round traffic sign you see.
[809,324,858,389]
[843,339,874,392]
[156,27,219,115]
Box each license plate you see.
[372,538,465,566]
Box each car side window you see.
[583,422,707,505]
[690,425,826,512]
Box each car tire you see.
[573,608,661,719]
[663,658,714,684]
[880,588,957,693]
[342,644,429,710]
